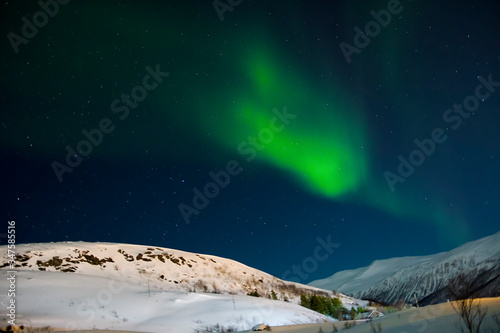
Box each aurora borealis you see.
[201,45,369,199]
[1,0,500,281]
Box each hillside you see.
[0,241,367,332]
[0,241,362,302]
[309,231,500,305]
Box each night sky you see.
[1,0,499,284]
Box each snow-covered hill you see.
[309,231,500,306]
[0,269,333,332]
[0,241,353,302]
[0,241,366,332]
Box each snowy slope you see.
[309,231,500,306]
[0,270,334,332]
[0,241,358,303]
[0,241,367,331]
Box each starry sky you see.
[1,0,499,284]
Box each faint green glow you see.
[196,37,469,244]
[203,45,369,198]
[361,181,470,246]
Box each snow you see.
[4,241,332,300]
[268,297,500,333]
[0,269,337,331]
[308,255,433,294]
[308,231,500,305]
[2,239,498,332]
[0,241,366,332]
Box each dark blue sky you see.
[1,0,499,284]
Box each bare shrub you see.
[194,279,208,293]
[449,273,488,333]
[394,298,405,311]
[193,323,237,332]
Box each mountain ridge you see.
[308,231,500,306]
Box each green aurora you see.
[195,40,469,242]
[1,0,478,249]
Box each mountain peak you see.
[308,231,500,305]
